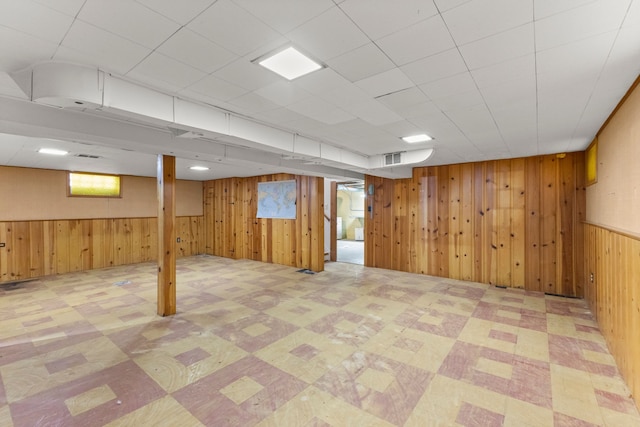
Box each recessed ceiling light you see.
[189,166,209,171]
[401,134,433,143]
[38,148,68,155]
[257,46,323,80]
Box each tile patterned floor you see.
[1,255,638,426]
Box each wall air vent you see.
[384,152,402,165]
[75,154,101,159]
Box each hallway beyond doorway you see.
[337,240,364,265]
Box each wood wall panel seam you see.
[364,152,585,297]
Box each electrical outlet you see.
[590,272,594,283]
[176,237,181,243]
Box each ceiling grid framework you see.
[0,0,638,180]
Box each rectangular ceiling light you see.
[402,134,432,143]
[38,148,68,155]
[258,47,322,80]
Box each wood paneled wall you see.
[0,216,203,283]
[365,153,586,296]
[584,224,640,407]
[203,174,324,272]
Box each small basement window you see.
[68,172,121,197]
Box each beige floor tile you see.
[104,396,204,427]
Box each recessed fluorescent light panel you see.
[38,148,68,155]
[258,47,323,80]
[189,166,209,171]
[401,134,432,143]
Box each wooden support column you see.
[330,181,337,262]
[157,154,176,316]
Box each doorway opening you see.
[336,181,365,265]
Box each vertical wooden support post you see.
[330,181,337,262]
[157,155,176,316]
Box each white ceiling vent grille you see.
[384,152,402,165]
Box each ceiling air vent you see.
[384,152,402,165]
[75,154,101,159]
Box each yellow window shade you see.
[68,172,121,197]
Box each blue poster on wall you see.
[257,180,297,219]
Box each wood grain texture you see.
[157,155,176,316]
[584,223,640,408]
[203,174,324,272]
[365,153,586,296]
[0,216,202,283]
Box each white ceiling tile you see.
[377,15,454,66]
[380,120,426,139]
[442,0,533,46]
[535,0,630,51]
[183,74,248,102]
[326,43,396,82]
[355,68,414,97]
[254,81,311,107]
[213,58,281,91]
[446,104,500,135]
[432,0,472,12]
[395,101,442,119]
[312,108,356,125]
[401,48,467,85]
[342,100,403,125]
[623,0,640,27]
[127,52,207,90]
[408,112,467,139]
[340,0,438,39]
[420,72,476,100]
[316,82,372,107]
[429,89,484,111]
[135,0,216,25]
[536,32,617,96]
[288,96,355,124]
[335,118,383,136]
[188,0,282,56]
[0,27,58,72]
[292,68,352,95]
[491,103,537,133]
[470,54,534,88]
[227,92,281,114]
[534,0,605,21]
[58,21,151,74]
[78,0,180,49]
[595,26,640,91]
[233,0,335,33]
[376,87,430,110]
[0,0,73,42]
[537,96,586,137]
[156,28,237,73]
[287,7,370,61]
[459,23,533,71]
[480,76,536,108]
[33,0,85,16]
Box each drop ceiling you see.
[0,0,638,180]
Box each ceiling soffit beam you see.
[10,62,434,177]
